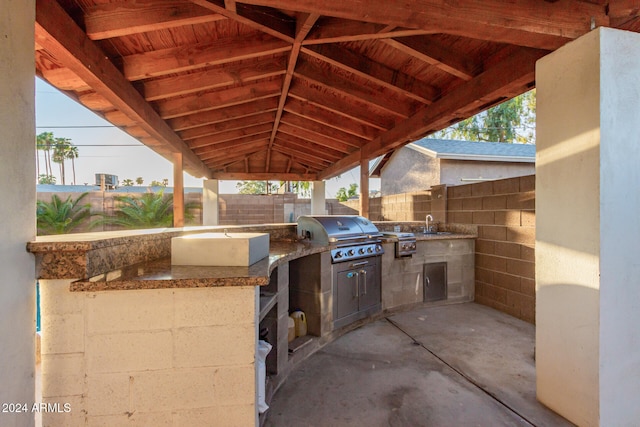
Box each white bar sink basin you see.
[171,232,269,266]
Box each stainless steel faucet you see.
[426,214,433,233]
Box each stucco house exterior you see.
[372,138,535,195]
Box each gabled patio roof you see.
[34,1,636,181]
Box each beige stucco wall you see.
[439,159,535,186]
[0,1,37,426]
[39,280,258,426]
[537,27,640,426]
[381,148,439,195]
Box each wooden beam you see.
[359,154,369,218]
[301,44,439,104]
[189,0,295,42]
[195,136,271,157]
[142,55,286,101]
[179,111,276,140]
[304,18,431,44]
[382,37,478,81]
[121,34,290,80]
[40,67,90,91]
[278,123,354,154]
[275,133,343,161]
[266,12,319,172]
[294,59,413,119]
[169,97,279,131]
[210,172,317,180]
[188,123,273,148]
[317,47,546,180]
[35,0,211,178]
[172,152,184,227]
[280,112,369,147]
[155,79,282,119]
[239,0,606,49]
[271,145,332,169]
[288,82,393,130]
[284,98,378,140]
[84,0,226,40]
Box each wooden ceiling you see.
[34,0,639,181]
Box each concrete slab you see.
[265,303,572,426]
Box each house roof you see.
[33,1,632,181]
[410,138,536,162]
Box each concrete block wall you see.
[447,175,535,323]
[39,280,258,426]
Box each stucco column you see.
[202,179,219,225]
[0,1,37,426]
[536,27,640,426]
[172,152,184,227]
[310,181,326,215]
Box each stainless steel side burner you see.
[381,231,417,257]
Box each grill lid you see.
[297,215,382,244]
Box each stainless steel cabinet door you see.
[358,263,380,311]
[335,269,359,320]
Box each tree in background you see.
[149,179,169,187]
[91,190,198,229]
[66,144,79,184]
[135,177,144,185]
[38,174,56,185]
[432,90,536,143]
[36,192,91,235]
[336,183,358,202]
[280,181,311,197]
[236,180,278,194]
[121,179,134,186]
[36,132,55,179]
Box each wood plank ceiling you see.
[34,0,638,181]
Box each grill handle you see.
[360,269,367,295]
[351,261,369,267]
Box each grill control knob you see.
[367,247,373,253]
[335,251,343,258]
[410,243,416,250]
[347,249,355,256]
[358,248,365,254]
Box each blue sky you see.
[35,78,377,196]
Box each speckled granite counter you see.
[69,240,328,292]
[27,222,476,292]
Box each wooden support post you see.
[359,155,369,218]
[173,152,184,227]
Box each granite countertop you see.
[69,240,327,292]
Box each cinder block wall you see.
[447,175,535,323]
[39,280,258,426]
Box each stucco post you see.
[202,179,220,225]
[0,1,37,426]
[311,181,326,215]
[536,27,640,426]
[359,158,369,218]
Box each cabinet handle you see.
[360,269,367,295]
[351,261,369,267]
[354,272,359,297]
[426,276,430,288]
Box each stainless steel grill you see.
[297,215,384,329]
[297,215,384,263]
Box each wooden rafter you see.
[303,18,432,44]
[84,0,226,40]
[121,34,290,81]
[275,133,343,161]
[265,12,320,172]
[301,44,439,104]
[318,47,546,179]
[210,172,318,180]
[35,0,211,178]
[142,55,287,101]
[188,123,273,149]
[179,111,276,140]
[279,113,369,146]
[169,97,279,131]
[382,37,479,81]
[240,0,606,49]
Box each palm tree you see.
[65,145,79,185]
[122,179,134,186]
[36,132,55,178]
[52,137,72,185]
[135,177,144,185]
[91,190,198,229]
[36,192,92,235]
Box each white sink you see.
[171,232,269,266]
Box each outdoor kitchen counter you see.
[67,240,327,292]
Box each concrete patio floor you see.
[264,303,573,427]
